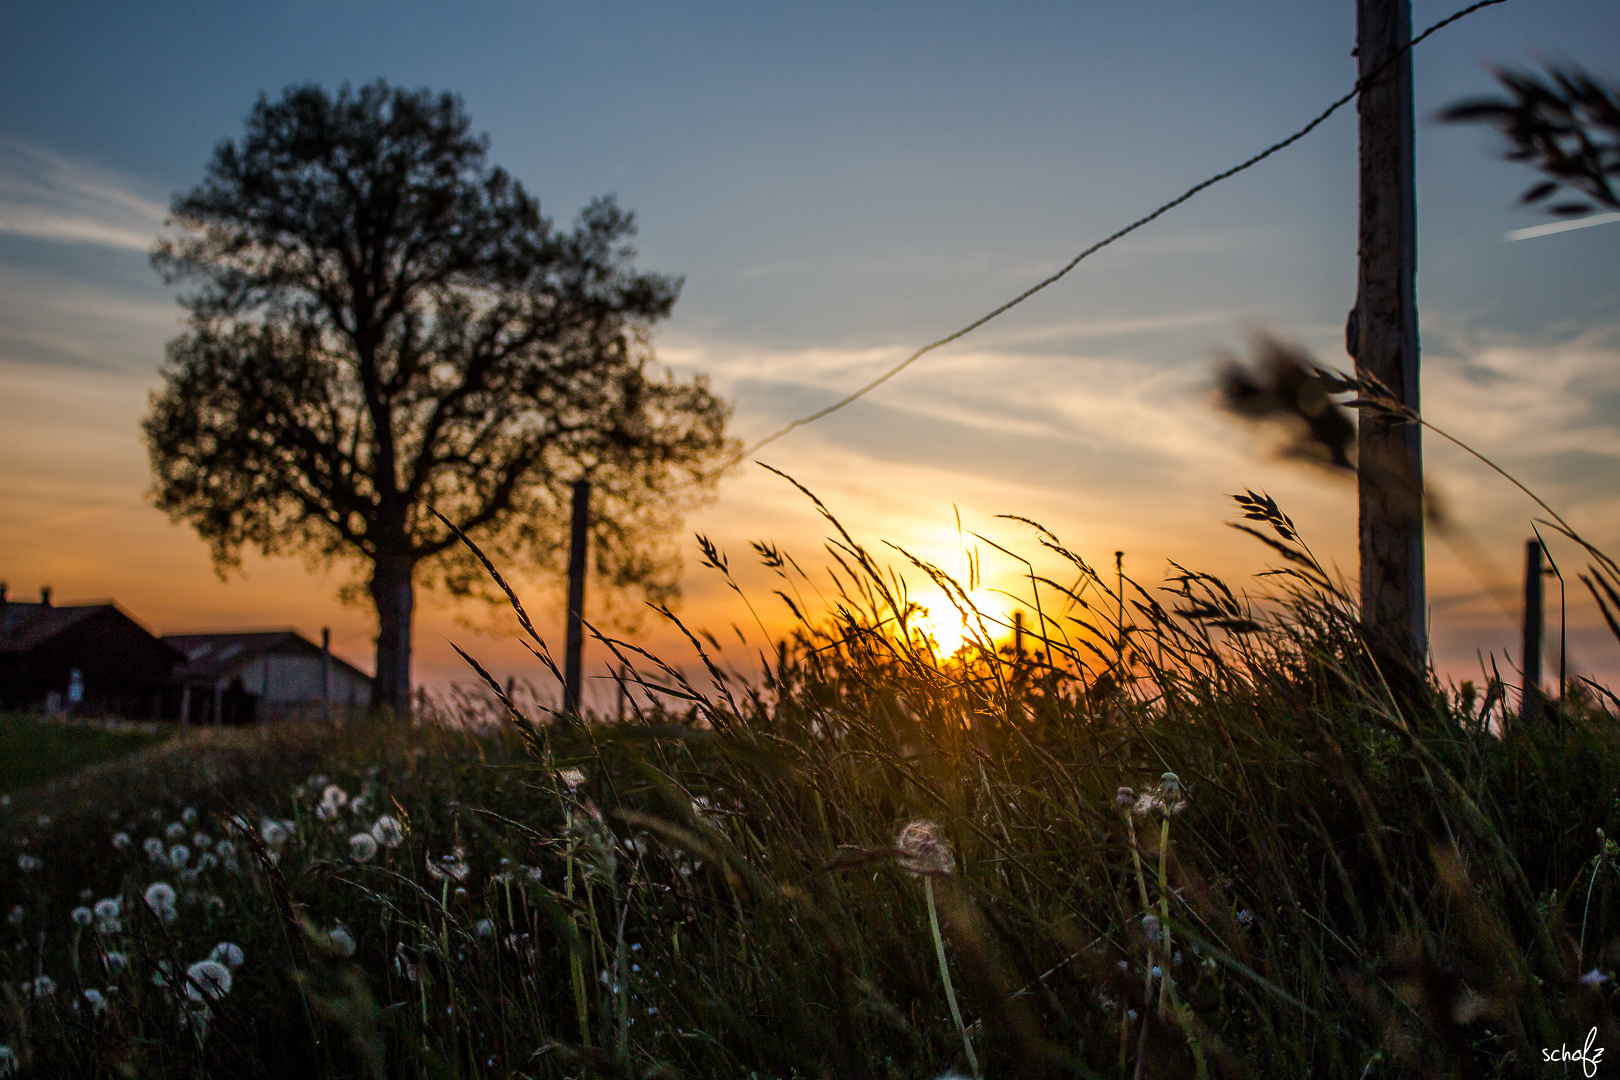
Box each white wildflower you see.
[94,898,122,935]
[474,918,495,937]
[143,837,166,861]
[16,854,40,873]
[7,905,22,926]
[371,815,405,848]
[261,819,287,846]
[185,959,232,1002]
[81,988,107,1015]
[104,951,129,974]
[349,832,378,863]
[144,882,178,925]
[1581,968,1610,987]
[71,906,93,927]
[165,822,186,842]
[181,807,198,825]
[209,942,244,969]
[112,832,131,850]
[168,844,190,868]
[429,850,470,882]
[316,785,349,820]
[25,975,55,998]
[193,832,212,850]
[558,767,586,793]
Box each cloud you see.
[0,138,167,251]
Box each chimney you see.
[40,585,51,607]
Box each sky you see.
[1,1,1618,710]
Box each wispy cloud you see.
[0,138,166,251]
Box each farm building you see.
[0,586,184,718]
[163,629,372,724]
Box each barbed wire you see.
[719,0,1508,472]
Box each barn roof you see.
[163,629,371,685]
[0,600,157,654]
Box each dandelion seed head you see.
[327,924,356,957]
[371,815,405,848]
[25,975,55,999]
[81,988,107,1014]
[104,951,128,974]
[168,844,190,868]
[181,807,198,825]
[185,959,232,1001]
[1115,786,1135,808]
[558,767,586,793]
[475,918,494,937]
[165,822,186,841]
[209,942,244,969]
[16,854,41,872]
[71,906,93,927]
[349,832,378,863]
[192,832,212,850]
[111,832,131,850]
[895,819,954,876]
[143,837,165,861]
[260,819,287,846]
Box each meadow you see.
[4,494,1620,1079]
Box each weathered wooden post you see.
[1353,0,1427,673]
[1521,539,1544,724]
[563,479,590,719]
[321,626,332,723]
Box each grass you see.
[0,714,172,795]
[3,494,1620,1079]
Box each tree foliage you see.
[145,80,736,708]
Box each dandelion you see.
[197,852,218,871]
[1582,968,1610,987]
[1115,786,1135,808]
[1141,913,1162,944]
[1235,908,1254,928]
[16,854,40,872]
[209,942,244,969]
[181,807,198,824]
[36,814,49,829]
[193,832,212,850]
[166,822,186,841]
[25,975,56,999]
[185,959,232,1002]
[81,988,108,1015]
[327,924,357,957]
[104,951,128,974]
[371,815,405,848]
[112,831,131,850]
[169,844,190,868]
[558,767,586,792]
[316,785,349,820]
[525,865,543,882]
[475,918,495,937]
[215,840,237,862]
[895,819,954,876]
[894,819,974,1075]
[261,819,287,846]
[7,905,22,926]
[349,832,378,862]
[1131,791,1163,817]
[429,850,470,883]
[71,906,93,927]
[144,881,178,925]
[143,837,166,861]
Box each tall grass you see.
[3,491,1620,1078]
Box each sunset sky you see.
[2,1,1619,710]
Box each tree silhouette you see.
[146,81,735,713]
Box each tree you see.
[145,81,736,713]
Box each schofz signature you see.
[1543,1027,1604,1077]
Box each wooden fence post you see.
[1521,539,1544,724]
[563,479,590,719]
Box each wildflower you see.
[25,975,55,999]
[104,951,128,974]
[7,905,22,926]
[16,854,40,872]
[429,850,470,883]
[1141,913,1162,944]
[1132,792,1163,817]
[261,819,288,846]
[327,924,356,957]
[168,844,191,868]
[525,865,543,882]
[185,959,233,1002]
[371,815,405,848]
[558,767,586,793]
[1235,908,1254,928]
[144,882,179,925]
[112,832,131,850]
[895,819,954,875]
[36,814,49,829]
[475,918,494,937]
[72,906,94,927]
[197,852,218,871]
[349,832,378,862]
[193,832,212,850]
[1115,786,1135,808]
[215,840,237,862]
[209,942,244,969]
[1582,968,1610,987]
[181,807,198,824]
[82,988,108,1015]
[143,837,166,861]
[166,822,186,841]
[1158,771,1187,815]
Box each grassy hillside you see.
[0,714,171,795]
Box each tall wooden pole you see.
[1520,539,1544,724]
[1353,0,1426,672]
[563,479,591,719]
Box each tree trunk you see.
[369,550,416,718]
